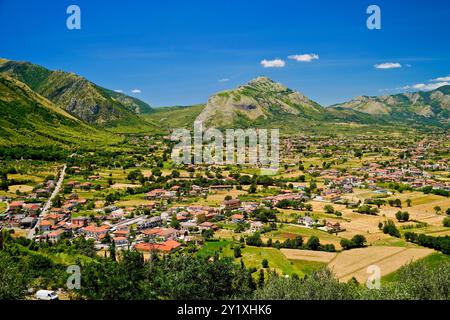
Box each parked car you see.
[35,290,59,300]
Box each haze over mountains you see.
[0,58,449,148]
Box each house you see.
[298,216,315,228]
[113,237,128,247]
[250,221,264,232]
[20,217,37,229]
[23,203,41,215]
[231,214,245,223]
[321,193,342,203]
[9,201,24,211]
[113,229,130,238]
[325,222,342,233]
[180,222,198,231]
[134,239,181,253]
[82,225,110,240]
[223,199,242,210]
[198,222,219,231]
[141,227,179,241]
[71,216,90,227]
[144,189,175,200]
[48,229,65,243]
[36,189,50,198]
[40,219,54,232]
[137,216,162,230]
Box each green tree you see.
[0,252,29,300]
[443,217,450,228]
[324,205,335,214]
[406,199,412,207]
[234,246,242,258]
[248,184,257,194]
[170,214,180,229]
[258,269,265,288]
[306,236,321,251]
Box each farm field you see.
[281,249,337,263]
[198,240,325,277]
[265,224,344,249]
[382,193,450,227]
[8,185,34,193]
[328,246,435,283]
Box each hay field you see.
[328,246,434,283]
[281,249,337,263]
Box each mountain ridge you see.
[0,59,156,130]
[196,76,325,128]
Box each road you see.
[27,164,67,239]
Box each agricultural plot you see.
[328,246,434,283]
[7,184,34,193]
[265,224,343,248]
[281,249,337,263]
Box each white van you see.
[35,290,59,300]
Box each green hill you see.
[0,58,160,133]
[195,77,325,128]
[329,87,450,126]
[143,104,205,129]
[0,73,119,148]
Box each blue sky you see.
[1,0,449,107]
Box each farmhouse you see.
[145,189,176,200]
[223,199,241,210]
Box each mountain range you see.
[0,58,158,132]
[0,57,449,149]
[191,76,449,129]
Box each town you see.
[1,132,449,299]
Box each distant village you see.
[1,135,449,256]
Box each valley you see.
[0,58,449,301]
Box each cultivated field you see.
[281,249,337,263]
[328,246,435,283]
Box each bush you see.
[340,235,367,250]
[444,217,450,227]
[395,211,410,222]
[382,220,401,238]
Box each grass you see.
[382,252,450,284]
[143,104,205,129]
[0,201,6,213]
[266,224,343,244]
[198,239,324,277]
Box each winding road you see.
[27,164,67,239]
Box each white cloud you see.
[114,89,123,93]
[288,54,319,62]
[402,82,449,91]
[431,76,450,82]
[131,89,142,94]
[374,62,402,69]
[261,59,285,68]
[218,78,230,83]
